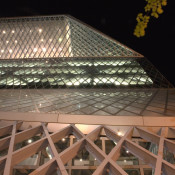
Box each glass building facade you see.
[0,15,174,175]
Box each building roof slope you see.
[0,15,174,117]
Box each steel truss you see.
[0,121,175,175]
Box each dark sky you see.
[0,0,175,85]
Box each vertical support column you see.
[68,135,73,175]
[140,167,144,175]
[36,132,46,168]
[3,121,17,175]
[36,151,42,168]
[154,127,168,175]
[135,139,145,175]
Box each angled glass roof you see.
[0,15,141,59]
[0,88,175,116]
[0,15,174,117]
[0,57,173,88]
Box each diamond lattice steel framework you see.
[0,121,175,175]
[0,15,175,175]
[0,57,173,89]
[0,15,172,89]
[0,15,140,59]
[0,88,175,116]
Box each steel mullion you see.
[155,127,168,174]
[41,123,68,175]
[3,121,17,175]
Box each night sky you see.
[0,0,175,85]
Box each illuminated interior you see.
[0,15,141,59]
[0,57,163,88]
[0,15,171,88]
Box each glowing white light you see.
[124,160,127,163]
[6,41,9,44]
[94,78,99,83]
[140,78,146,82]
[15,40,17,43]
[39,104,41,106]
[1,50,4,53]
[102,78,108,83]
[66,34,69,39]
[46,61,48,63]
[122,82,128,85]
[25,94,28,97]
[40,39,44,42]
[58,47,62,52]
[126,150,129,153]
[2,31,6,34]
[49,39,52,42]
[28,139,32,143]
[12,30,15,33]
[115,81,120,85]
[9,49,12,53]
[74,82,80,86]
[33,48,37,52]
[39,28,42,33]
[80,158,83,162]
[66,82,72,86]
[117,131,123,136]
[79,78,85,83]
[42,48,46,52]
[94,158,97,160]
[48,154,52,159]
[62,138,65,142]
[114,142,118,145]
[109,78,115,83]
[59,38,62,42]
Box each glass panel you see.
[71,169,95,175]
[105,140,116,154]
[0,148,8,158]
[94,139,102,150]
[125,169,140,175]
[54,137,70,153]
[39,147,53,165]
[144,169,154,175]
[0,88,174,116]
[139,141,158,155]
[163,148,175,164]
[72,148,99,166]
[0,57,173,89]
[15,135,41,151]
[13,169,34,175]
[117,147,139,166]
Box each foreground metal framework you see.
[0,120,175,175]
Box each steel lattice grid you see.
[0,57,173,89]
[0,121,175,174]
[0,88,175,116]
[0,15,141,60]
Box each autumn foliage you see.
[134,0,167,37]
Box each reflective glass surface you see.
[71,169,95,175]
[125,169,140,175]
[0,57,172,88]
[0,15,140,59]
[0,88,174,116]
